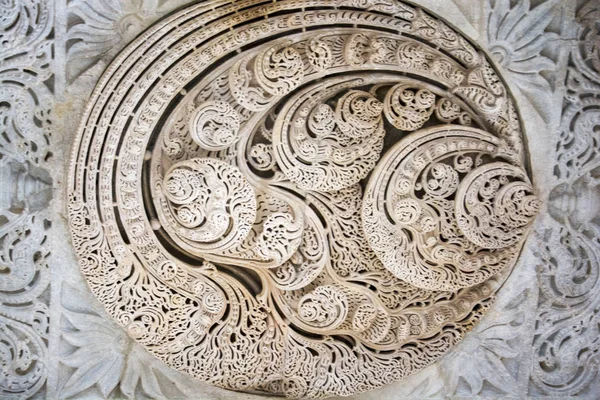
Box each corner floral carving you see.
[400,287,531,398]
[66,0,190,83]
[486,0,562,121]
[58,284,205,399]
[442,289,529,395]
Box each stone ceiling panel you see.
[0,1,598,399]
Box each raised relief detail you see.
[189,101,241,151]
[67,1,539,398]
[0,0,54,398]
[531,1,600,396]
[362,126,539,291]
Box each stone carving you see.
[0,0,52,60]
[65,0,191,83]
[0,212,51,399]
[383,84,436,130]
[442,288,531,395]
[486,0,562,121]
[158,158,257,253]
[405,286,533,397]
[273,84,385,191]
[58,283,208,399]
[190,101,241,151]
[347,265,536,399]
[66,0,539,398]
[362,126,539,291]
[531,1,600,396]
[0,0,54,398]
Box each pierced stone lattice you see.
[67,1,539,398]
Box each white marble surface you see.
[1,0,598,399]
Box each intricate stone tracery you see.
[531,2,600,396]
[0,0,54,398]
[67,1,538,398]
[158,158,257,253]
[362,126,539,291]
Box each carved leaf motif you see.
[487,0,561,121]
[59,284,203,399]
[65,0,190,82]
[442,289,528,395]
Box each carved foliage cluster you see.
[0,0,54,398]
[486,0,562,121]
[67,0,538,398]
[58,283,207,399]
[363,126,538,291]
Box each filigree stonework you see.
[66,1,539,398]
[0,0,54,398]
[531,1,600,396]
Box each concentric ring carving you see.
[67,1,539,398]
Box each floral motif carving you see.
[65,0,190,83]
[441,288,532,395]
[66,0,538,398]
[486,0,562,121]
[58,283,206,399]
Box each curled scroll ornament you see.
[67,0,538,398]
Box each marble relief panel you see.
[0,1,598,399]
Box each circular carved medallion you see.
[68,1,539,398]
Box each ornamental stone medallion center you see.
[67,1,539,397]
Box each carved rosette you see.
[67,0,538,398]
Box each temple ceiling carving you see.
[2,0,599,399]
[67,1,539,397]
